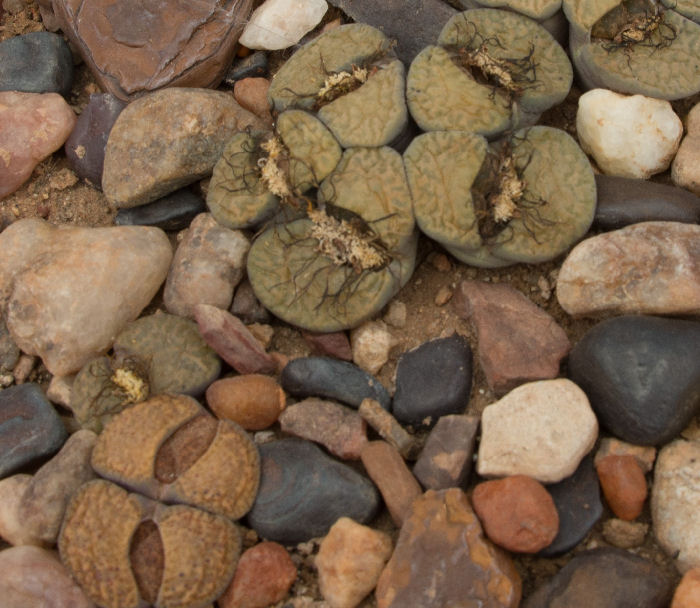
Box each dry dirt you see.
[1,1,695,605]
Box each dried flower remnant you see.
[316,65,369,108]
[257,136,293,200]
[592,0,677,53]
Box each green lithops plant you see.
[403,127,596,267]
[247,146,417,332]
[406,9,573,138]
[207,110,342,229]
[267,23,408,148]
[564,0,700,99]
[661,0,700,23]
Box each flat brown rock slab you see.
[556,222,700,317]
[52,0,254,100]
[375,488,521,608]
[454,280,570,396]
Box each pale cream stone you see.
[240,0,328,50]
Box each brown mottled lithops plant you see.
[403,126,596,267]
[206,110,342,229]
[406,8,573,138]
[59,479,241,608]
[267,23,408,148]
[247,146,417,332]
[91,393,260,520]
[564,0,700,99]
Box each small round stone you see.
[595,454,648,521]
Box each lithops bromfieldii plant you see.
[564,0,700,99]
[403,126,596,267]
[267,23,408,148]
[59,479,241,608]
[406,8,573,139]
[207,110,342,229]
[246,146,417,332]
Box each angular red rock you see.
[596,454,648,521]
[302,330,353,361]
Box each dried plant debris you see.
[406,8,572,138]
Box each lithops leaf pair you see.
[267,23,409,148]
[207,110,342,229]
[564,0,700,99]
[59,479,241,608]
[407,9,573,139]
[247,146,417,332]
[403,126,596,267]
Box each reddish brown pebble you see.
[672,568,700,608]
[219,541,296,608]
[360,441,422,527]
[596,454,648,521]
[206,374,286,431]
[471,475,559,553]
[233,77,273,122]
[302,330,353,361]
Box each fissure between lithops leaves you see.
[592,0,677,52]
[316,65,368,108]
[257,136,294,200]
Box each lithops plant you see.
[406,8,573,139]
[91,393,260,520]
[403,126,596,267]
[59,479,241,608]
[207,110,342,229]
[247,146,417,332]
[564,0,700,99]
[267,23,409,148]
[662,0,700,23]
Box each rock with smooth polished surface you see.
[239,0,327,50]
[672,568,700,608]
[595,454,647,521]
[114,187,207,231]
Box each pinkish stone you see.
[233,77,273,123]
[279,398,368,460]
[454,280,570,395]
[672,568,700,608]
[0,91,76,199]
[302,330,353,361]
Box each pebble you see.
[114,187,207,231]
[0,31,74,97]
[472,475,559,554]
[557,222,700,317]
[652,439,700,573]
[360,441,423,527]
[454,280,570,396]
[392,334,472,426]
[375,488,521,608]
[247,438,380,544]
[302,330,353,361]
[383,300,406,328]
[0,474,31,544]
[114,312,221,397]
[568,315,700,445]
[219,541,297,608]
[538,455,603,557]
[239,0,328,50]
[64,93,127,188]
[194,304,276,375]
[358,398,417,460]
[576,89,683,179]
[164,213,250,318]
[595,437,656,474]
[0,319,19,372]
[233,77,273,123]
[102,88,266,208]
[0,545,95,607]
[279,398,368,460]
[525,547,673,608]
[0,91,76,199]
[52,0,252,99]
[281,357,391,411]
[595,455,648,521]
[412,414,479,490]
[594,174,700,229]
[602,519,649,549]
[672,568,700,608]
[350,320,394,375]
[46,374,73,409]
[231,279,271,324]
[223,50,268,85]
[316,517,393,608]
[0,383,67,478]
[206,374,286,431]
[672,102,700,195]
[477,379,598,484]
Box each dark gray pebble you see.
[568,315,700,445]
[231,279,271,324]
[0,383,67,478]
[594,174,700,229]
[525,547,673,608]
[115,188,206,231]
[64,93,127,188]
[223,51,268,85]
[538,454,602,557]
[246,438,380,544]
[392,334,472,426]
[0,31,74,97]
[281,356,391,411]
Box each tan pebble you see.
[672,567,700,608]
[434,286,453,306]
[207,374,286,430]
[246,322,274,348]
[602,518,648,549]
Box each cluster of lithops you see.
[564,0,700,99]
